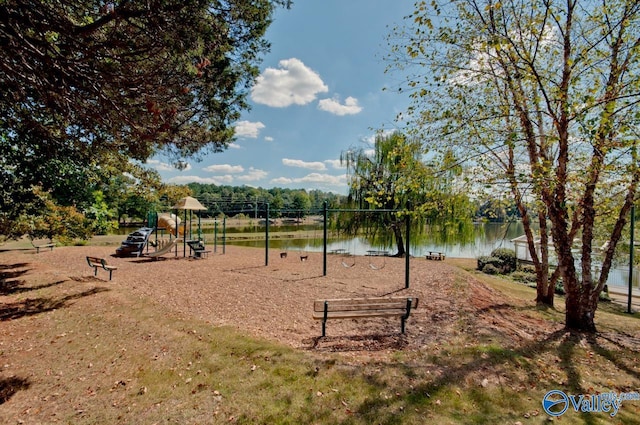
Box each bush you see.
[490,248,517,273]
[482,264,501,275]
[477,256,502,271]
[511,270,537,284]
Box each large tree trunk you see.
[391,222,406,257]
[564,285,598,332]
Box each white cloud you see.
[282,158,326,171]
[264,136,274,142]
[271,177,293,185]
[324,159,345,169]
[270,173,346,187]
[228,142,243,149]
[251,58,328,107]
[203,164,244,174]
[237,167,268,181]
[318,96,363,116]
[234,120,265,138]
[146,159,191,172]
[166,175,231,184]
[361,129,396,144]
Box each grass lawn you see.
[1,250,639,424]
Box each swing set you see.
[262,202,412,288]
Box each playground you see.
[2,242,640,423]
[0,243,563,351]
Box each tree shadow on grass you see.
[0,377,30,405]
[0,287,109,321]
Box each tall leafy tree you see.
[341,131,473,256]
[1,0,289,238]
[389,0,640,331]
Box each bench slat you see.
[312,297,419,337]
[313,297,418,312]
[313,309,410,320]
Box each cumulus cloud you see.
[324,159,345,169]
[146,159,191,172]
[251,58,328,107]
[282,158,326,171]
[318,96,363,116]
[166,175,231,185]
[237,167,268,181]
[270,173,346,187]
[271,177,293,185]
[361,129,397,144]
[203,164,244,174]
[264,136,274,142]
[234,120,265,138]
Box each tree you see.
[389,0,640,332]
[1,0,290,161]
[1,0,289,239]
[341,131,473,256]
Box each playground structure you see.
[114,196,213,259]
[114,227,154,257]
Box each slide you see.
[158,213,183,236]
[147,238,183,258]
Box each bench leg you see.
[321,301,328,337]
[94,267,98,276]
[108,270,113,280]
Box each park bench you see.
[187,240,211,259]
[86,256,118,280]
[312,297,419,337]
[31,240,54,253]
[425,251,445,261]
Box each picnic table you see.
[366,250,389,257]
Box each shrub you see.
[482,264,501,275]
[490,248,517,273]
[477,256,502,271]
[511,270,537,284]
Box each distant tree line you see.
[185,183,346,218]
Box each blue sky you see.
[150,1,415,194]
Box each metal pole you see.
[214,220,218,253]
[405,212,410,289]
[323,201,328,276]
[223,216,226,255]
[629,205,635,314]
[266,203,270,266]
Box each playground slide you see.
[158,213,183,236]
[147,238,183,258]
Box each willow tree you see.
[389,0,640,332]
[340,131,473,256]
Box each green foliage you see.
[490,248,517,273]
[27,188,92,243]
[482,263,501,275]
[389,0,640,330]
[478,248,517,275]
[85,191,118,235]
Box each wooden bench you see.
[86,256,118,280]
[425,251,445,261]
[31,240,54,253]
[313,297,419,337]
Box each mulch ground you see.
[1,244,562,354]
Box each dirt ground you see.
[0,244,565,354]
